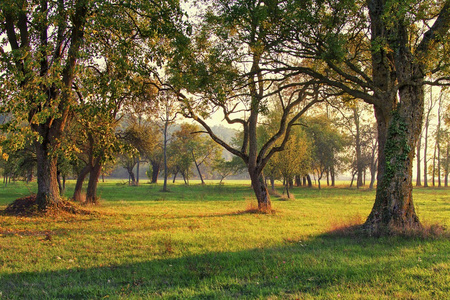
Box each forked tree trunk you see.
[127,167,136,185]
[86,161,102,204]
[73,165,91,202]
[192,152,205,184]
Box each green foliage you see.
[212,156,246,183]
[303,114,348,180]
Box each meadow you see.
[0,180,449,299]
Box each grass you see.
[0,180,449,299]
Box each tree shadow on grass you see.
[2,233,449,299]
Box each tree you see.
[304,115,346,190]
[0,0,183,210]
[159,91,178,191]
[1,0,90,210]
[331,101,378,189]
[170,1,322,211]
[170,123,222,184]
[119,115,157,186]
[270,128,310,198]
[272,0,450,234]
[213,156,246,184]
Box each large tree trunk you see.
[86,160,102,204]
[364,95,422,234]
[73,165,91,202]
[363,0,427,234]
[35,139,61,210]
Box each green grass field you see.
[1,180,449,299]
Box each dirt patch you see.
[3,195,95,217]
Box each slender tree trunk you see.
[86,160,102,204]
[331,167,335,187]
[354,107,364,188]
[438,142,441,187]
[172,171,177,183]
[192,152,205,184]
[350,171,356,188]
[136,160,140,186]
[437,95,442,187]
[57,170,64,195]
[432,141,437,187]
[306,175,312,188]
[127,168,136,185]
[62,175,66,192]
[73,165,91,202]
[162,118,169,192]
[270,177,275,191]
[444,142,450,187]
[416,133,422,186]
[423,91,433,187]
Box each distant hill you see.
[210,125,239,144]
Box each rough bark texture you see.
[361,0,446,234]
[35,139,61,210]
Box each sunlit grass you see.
[0,180,449,299]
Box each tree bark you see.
[151,160,160,183]
[86,160,102,204]
[250,172,271,211]
[192,152,205,184]
[353,108,364,188]
[35,139,61,210]
[127,167,136,185]
[136,160,140,186]
[73,165,91,202]
[306,175,312,188]
[361,0,439,234]
[364,94,422,234]
[423,91,434,187]
[416,133,422,186]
